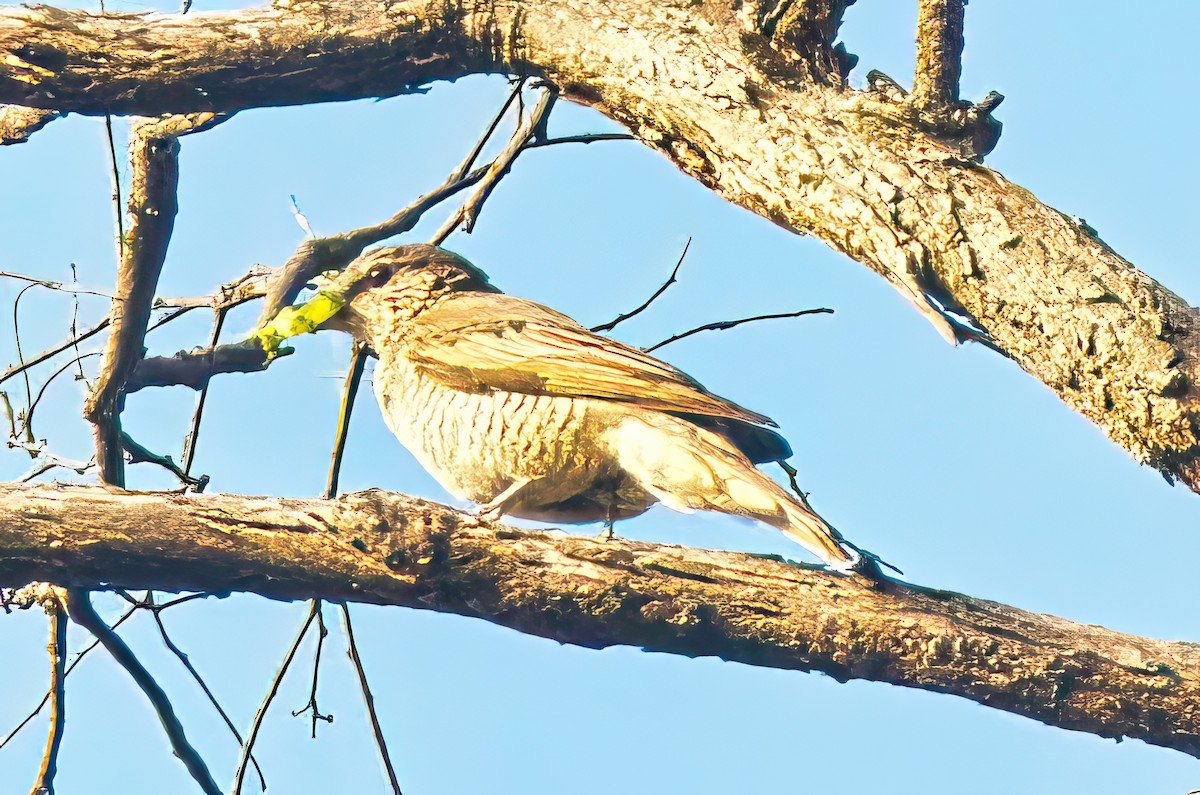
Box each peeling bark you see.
[2,1,1197,489]
[0,484,1197,758]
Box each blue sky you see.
[1,1,1198,792]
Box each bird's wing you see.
[405,292,780,429]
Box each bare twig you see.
[292,601,333,738]
[68,264,90,387]
[255,164,492,328]
[147,595,267,791]
[64,588,221,795]
[103,115,125,261]
[13,282,39,422]
[28,603,67,795]
[23,353,100,438]
[231,600,320,795]
[181,306,229,479]
[340,603,403,794]
[429,83,558,243]
[0,268,271,392]
[449,77,527,182]
[0,271,111,299]
[645,308,834,352]
[324,342,367,500]
[525,133,636,149]
[2,600,128,752]
[0,594,208,749]
[0,320,110,390]
[128,339,292,394]
[591,238,691,333]
[236,87,607,348]
[0,602,138,752]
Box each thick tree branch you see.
[3,1,1197,491]
[0,484,1195,758]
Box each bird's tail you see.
[608,415,859,571]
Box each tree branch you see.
[912,0,966,110]
[3,1,1197,490]
[340,603,403,795]
[28,603,66,795]
[64,588,221,795]
[82,113,223,486]
[0,484,1194,759]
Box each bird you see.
[323,243,867,573]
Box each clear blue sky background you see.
[2,1,1198,792]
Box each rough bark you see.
[0,483,1196,758]
[0,104,58,144]
[82,118,184,486]
[912,0,964,110]
[3,1,1198,490]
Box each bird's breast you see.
[372,354,641,519]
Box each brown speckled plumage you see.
[333,244,859,569]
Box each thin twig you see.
[429,83,558,243]
[524,133,637,149]
[231,600,320,795]
[449,77,527,182]
[257,163,492,327]
[13,282,38,426]
[23,353,101,438]
[324,343,367,500]
[0,319,111,389]
[591,238,691,333]
[0,593,207,750]
[252,88,612,333]
[0,602,141,752]
[148,595,267,791]
[28,604,67,795]
[0,271,112,299]
[181,306,229,479]
[645,308,835,352]
[68,264,90,387]
[340,603,403,794]
[292,601,333,738]
[0,273,266,392]
[64,589,221,795]
[104,114,124,261]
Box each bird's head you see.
[329,244,498,346]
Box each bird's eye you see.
[365,267,391,288]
